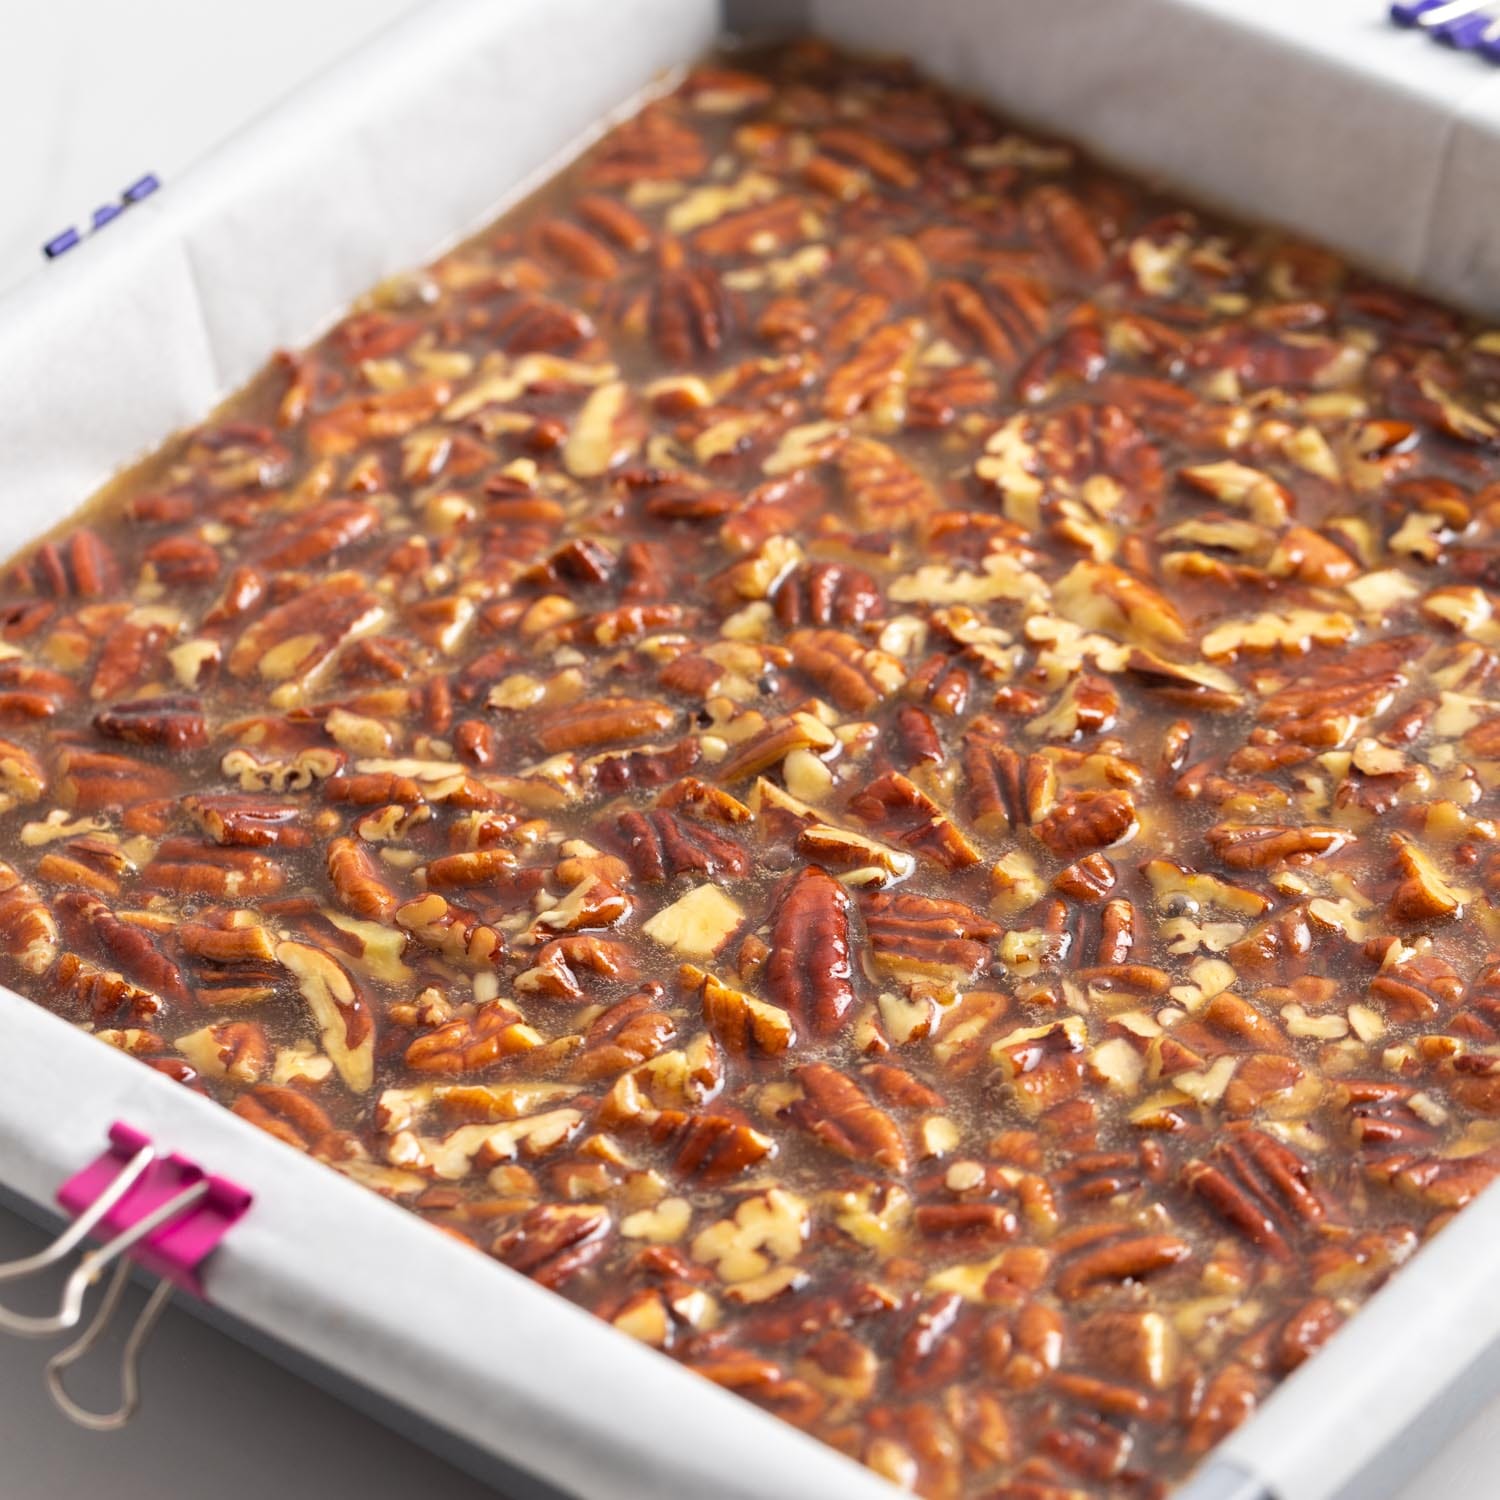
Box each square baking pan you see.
[3,4,1500,1499]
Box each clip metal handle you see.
[0,1123,251,1430]
[0,1142,155,1336]
[45,1265,175,1431]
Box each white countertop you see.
[0,3,1497,1496]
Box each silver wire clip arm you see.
[0,1124,251,1429]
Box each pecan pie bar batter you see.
[4,39,1500,1500]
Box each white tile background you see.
[0,2,1497,1495]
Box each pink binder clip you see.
[0,1121,252,1429]
[56,1122,252,1296]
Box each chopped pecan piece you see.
[276,940,374,1092]
[396,892,506,968]
[405,999,538,1076]
[682,964,795,1056]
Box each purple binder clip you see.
[0,1122,252,1429]
[43,172,160,261]
[1435,10,1491,44]
[1391,0,1500,57]
[42,226,80,259]
[123,173,160,204]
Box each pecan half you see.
[762,866,857,1039]
[92,695,208,752]
[786,1063,908,1173]
[604,808,750,882]
[1056,1234,1192,1300]
[494,1204,612,1289]
[405,999,539,1075]
[327,836,401,920]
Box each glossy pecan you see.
[836,436,941,534]
[256,500,381,572]
[92,695,208,753]
[145,839,285,899]
[493,1203,612,1289]
[762,866,857,1039]
[1033,791,1138,859]
[182,794,309,848]
[323,834,399,919]
[575,987,677,1080]
[395,892,506,969]
[56,745,173,811]
[786,1063,908,1173]
[276,940,374,1092]
[532,697,676,753]
[862,890,1000,983]
[233,1086,352,1159]
[823,318,923,420]
[405,999,537,1076]
[847,771,980,870]
[682,963,795,1056]
[55,892,190,1005]
[649,254,733,362]
[14,528,121,599]
[1056,1233,1192,1300]
[786,628,905,713]
[771,562,884,628]
[933,274,1050,365]
[604,808,749,883]
[515,934,638,1001]
[49,952,161,1024]
[1204,823,1354,870]
[0,860,58,975]
[227,574,385,689]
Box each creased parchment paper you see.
[3,3,1500,1499]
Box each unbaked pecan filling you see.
[6,39,1500,1499]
